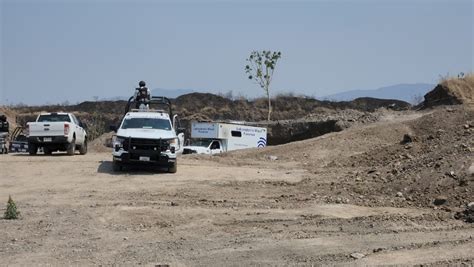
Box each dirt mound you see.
[422,74,474,108]
[212,106,473,212]
[89,131,114,152]
[333,106,473,210]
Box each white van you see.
[182,122,267,155]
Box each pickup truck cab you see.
[183,139,223,155]
[27,112,88,155]
[112,110,183,172]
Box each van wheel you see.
[67,139,76,156]
[168,161,177,173]
[79,139,88,155]
[43,147,52,155]
[28,143,38,155]
[112,161,123,172]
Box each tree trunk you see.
[267,90,272,121]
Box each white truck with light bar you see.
[27,112,88,155]
[182,122,267,155]
[110,96,184,173]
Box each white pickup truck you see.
[111,96,184,173]
[27,112,88,155]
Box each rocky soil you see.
[1,105,472,265]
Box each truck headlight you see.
[113,136,125,151]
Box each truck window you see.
[210,141,220,149]
[37,114,71,122]
[70,114,79,125]
[190,139,212,147]
[231,131,242,137]
[121,118,171,130]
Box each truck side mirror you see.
[109,125,117,132]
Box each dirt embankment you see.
[8,94,411,146]
[213,106,473,213]
[421,74,474,108]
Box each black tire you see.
[79,139,88,155]
[67,139,76,156]
[168,161,177,173]
[43,147,52,155]
[28,143,38,155]
[112,161,123,172]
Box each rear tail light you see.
[64,124,70,136]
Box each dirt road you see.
[1,107,473,265]
[0,151,472,265]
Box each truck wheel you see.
[112,161,123,172]
[79,139,88,155]
[28,143,38,155]
[43,147,52,155]
[67,139,76,156]
[168,161,177,173]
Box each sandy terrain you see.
[0,108,473,266]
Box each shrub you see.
[4,195,20,220]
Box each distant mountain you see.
[322,83,435,104]
[151,88,194,99]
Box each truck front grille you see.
[123,138,170,151]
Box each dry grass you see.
[439,73,474,104]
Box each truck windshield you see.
[121,118,171,130]
[38,114,71,122]
[190,139,212,147]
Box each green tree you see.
[245,50,282,121]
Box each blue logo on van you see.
[257,137,267,148]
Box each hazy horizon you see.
[1,0,473,105]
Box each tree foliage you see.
[245,50,282,121]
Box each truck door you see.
[70,115,85,144]
[209,140,222,154]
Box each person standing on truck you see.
[134,80,151,110]
[0,115,9,133]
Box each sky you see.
[0,0,473,105]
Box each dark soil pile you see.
[421,74,474,108]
